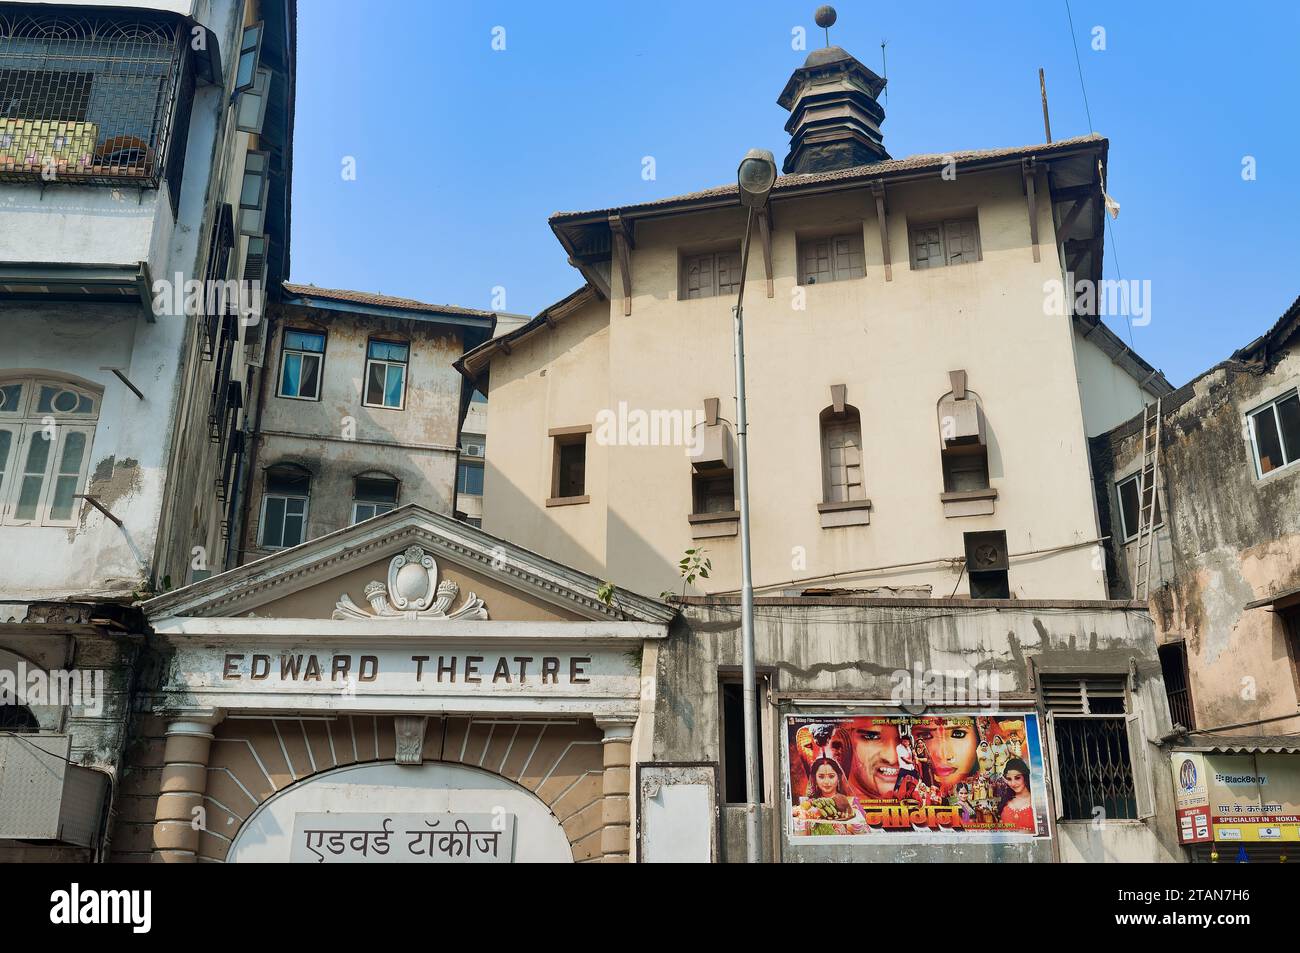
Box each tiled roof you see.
[551,134,1106,222]
[281,282,515,320]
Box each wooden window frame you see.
[797,231,866,286]
[908,217,982,271]
[679,248,743,301]
[548,425,590,505]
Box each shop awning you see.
[1174,734,1300,755]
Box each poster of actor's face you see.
[786,713,1050,840]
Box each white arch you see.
[225,760,574,863]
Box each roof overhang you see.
[1244,583,1300,612]
[455,285,596,382]
[279,289,497,332]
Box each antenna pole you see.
[1039,67,1052,143]
[881,40,888,106]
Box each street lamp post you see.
[733,148,777,863]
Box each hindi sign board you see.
[291,812,516,863]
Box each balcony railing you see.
[0,10,188,190]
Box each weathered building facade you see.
[459,37,1185,861]
[237,284,501,563]
[0,0,295,860]
[111,506,675,863]
[1096,297,1300,860]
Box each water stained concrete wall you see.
[1098,342,1300,736]
[651,599,1182,862]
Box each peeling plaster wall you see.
[1099,345,1300,735]
[653,602,1182,862]
[0,303,184,598]
[0,0,256,600]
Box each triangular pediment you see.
[141,504,674,625]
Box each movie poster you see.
[785,712,1051,841]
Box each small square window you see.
[693,465,735,514]
[1116,470,1162,541]
[681,250,742,300]
[909,217,982,270]
[798,232,865,285]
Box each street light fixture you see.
[732,147,776,863]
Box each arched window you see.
[351,472,399,524]
[820,405,865,504]
[0,376,101,527]
[258,463,311,548]
[0,704,39,732]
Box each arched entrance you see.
[226,760,574,863]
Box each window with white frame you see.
[909,217,981,270]
[259,464,310,549]
[364,339,409,409]
[798,232,865,285]
[351,474,398,523]
[1042,675,1142,821]
[1116,470,1162,541]
[0,378,99,527]
[680,249,742,300]
[277,329,324,400]
[1247,389,1300,477]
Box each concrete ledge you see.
[688,511,739,539]
[546,495,590,507]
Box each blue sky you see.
[289,1,1300,386]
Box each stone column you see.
[152,711,223,863]
[596,716,637,863]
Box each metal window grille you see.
[0,11,186,188]
[1158,643,1196,730]
[1043,676,1138,820]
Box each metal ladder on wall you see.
[1132,398,1163,600]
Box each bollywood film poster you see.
[785,712,1051,841]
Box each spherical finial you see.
[814,5,837,29]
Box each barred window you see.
[1042,676,1140,821]
[0,11,190,188]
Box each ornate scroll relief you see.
[333,546,488,621]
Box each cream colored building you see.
[460,50,1171,603]
[456,38,1186,863]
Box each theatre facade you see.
[110,506,675,863]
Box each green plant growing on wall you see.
[596,581,616,607]
[661,547,711,599]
